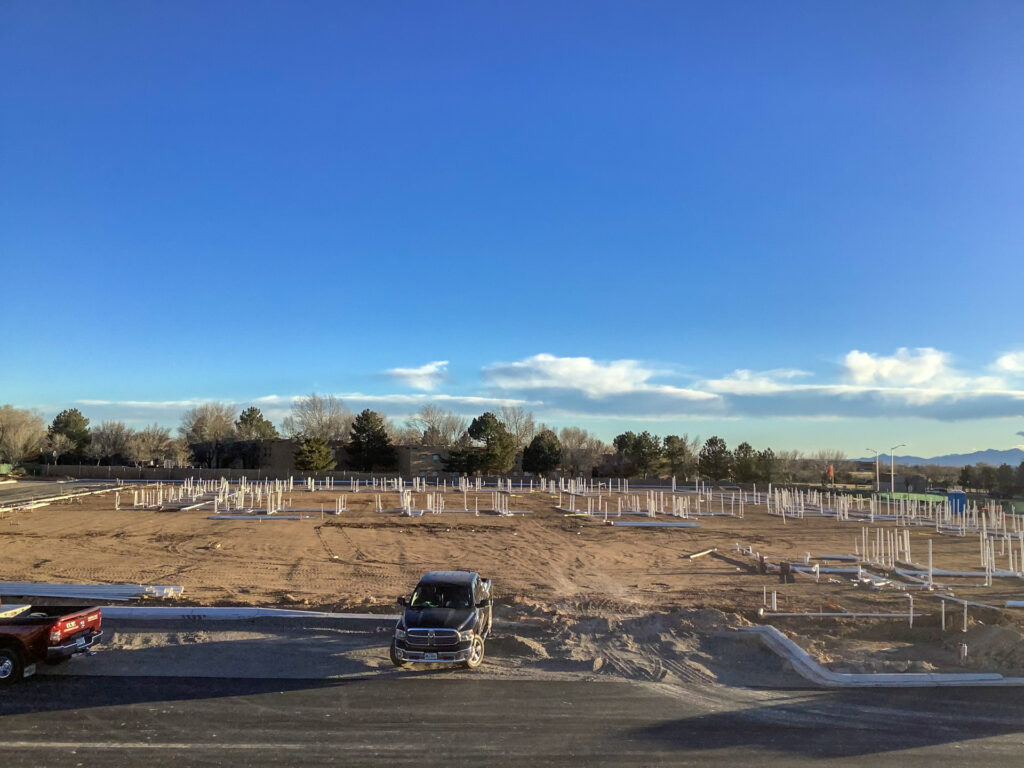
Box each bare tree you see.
[85,421,133,464]
[404,405,467,447]
[169,437,194,468]
[559,427,607,476]
[0,405,47,464]
[127,424,172,467]
[499,406,536,451]
[388,422,424,445]
[773,449,803,483]
[179,403,236,443]
[46,432,75,464]
[180,403,236,468]
[281,393,352,441]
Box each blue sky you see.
[2,1,1023,456]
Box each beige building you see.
[396,446,450,476]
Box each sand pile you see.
[488,601,754,685]
[960,624,1024,672]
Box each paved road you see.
[0,480,115,506]
[4,675,1024,766]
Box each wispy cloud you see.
[385,361,449,391]
[483,351,1024,421]
[77,398,217,409]
[484,353,717,401]
[59,348,1024,430]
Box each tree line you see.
[11,399,1012,489]
[957,462,1024,497]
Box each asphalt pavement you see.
[4,674,1024,767]
[0,480,114,506]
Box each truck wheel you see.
[0,646,25,686]
[463,636,485,669]
[389,642,408,668]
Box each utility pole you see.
[889,443,906,494]
[866,448,880,492]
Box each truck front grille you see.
[406,628,459,648]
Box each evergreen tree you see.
[235,407,279,441]
[294,437,336,471]
[49,408,90,456]
[522,429,561,474]
[467,412,516,473]
[699,436,732,481]
[732,442,757,482]
[612,430,663,477]
[347,409,397,471]
[756,448,776,483]
[662,435,698,479]
[442,432,483,474]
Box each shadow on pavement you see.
[0,675,351,717]
[629,686,1024,758]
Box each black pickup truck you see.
[390,571,492,669]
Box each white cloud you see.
[385,360,449,391]
[77,398,216,408]
[57,347,1024,430]
[337,392,535,408]
[701,369,811,395]
[843,348,951,386]
[484,354,716,401]
[996,352,1024,375]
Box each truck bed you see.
[0,604,103,684]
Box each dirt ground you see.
[4,482,1024,681]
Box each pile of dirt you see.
[961,624,1024,673]
[487,602,757,685]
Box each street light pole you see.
[866,448,880,492]
[889,443,906,494]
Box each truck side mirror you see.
[397,597,407,607]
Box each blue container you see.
[947,490,967,514]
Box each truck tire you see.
[0,645,25,686]
[463,636,485,670]
[389,641,408,668]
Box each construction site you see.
[3,475,1024,688]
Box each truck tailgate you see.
[50,607,102,644]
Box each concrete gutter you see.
[99,606,400,621]
[742,625,1024,687]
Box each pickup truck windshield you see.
[410,584,472,610]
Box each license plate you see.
[424,653,437,660]
[75,636,86,648]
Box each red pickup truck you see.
[0,603,103,685]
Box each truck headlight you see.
[458,629,474,642]
[395,628,406,640]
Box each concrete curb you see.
[100,606,400,621]
[741,625,1024,687]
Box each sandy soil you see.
[43,607,795,689]
[5,483,1024,681]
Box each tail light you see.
[50,628,62,644]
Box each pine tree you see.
[294,437,336,471]
[235,407,279,441]
[467,412,516,473]
[49,408,91,456]
[347,410,397,471]
[522,429,561,474]
[699,436,732,481]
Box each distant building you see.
[396,446,449,476]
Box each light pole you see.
[889,443,906,494]
[866,448,880,492]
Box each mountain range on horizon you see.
[857,448,1024,468]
